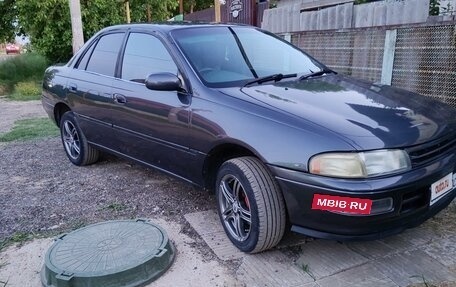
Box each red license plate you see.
[312,194,372,215]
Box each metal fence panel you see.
[392,24,456,107]
[291,29,385,82]
[288,22,456,108]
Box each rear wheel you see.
[60,111,99,166]
[216,156,286,253]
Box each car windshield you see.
[171,26,323,87]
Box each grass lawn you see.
[0,118,59,142]
[6,92,41,101]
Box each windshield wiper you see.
[299,68,336,80]
[244,73,297,87]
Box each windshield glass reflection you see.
[172,27,322,87]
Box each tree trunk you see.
[147,4,152,22]
[68,0,84,54]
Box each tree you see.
[183,0,213,14]
[0,0,17,43]
[16,0,124,62]
[129,0,178,22]
[429,0,440,15]
[15,0,181,62]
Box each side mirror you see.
[145,73,181,91]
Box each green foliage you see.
[0,232,33,252]
[14,0,182,63]
[17,0,77,63]
[0,53,48,85]
[16,0,125,63]
[130,0,179,22]
[300,263,315,281]
[103,202,128,212]
[181,0,213,14]
[430,0,440,15]
[9,81,41,101]
[0,0,16,43]
[0,118,59,142]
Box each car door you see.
[67,32,125,149]
[111,32,196,180]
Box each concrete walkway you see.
[186,206,456,287]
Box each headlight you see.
[309,150,411,178]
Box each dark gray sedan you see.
[42,23,456,253]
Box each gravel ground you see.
[0,137,216,252]
[0,99,236,285]
[0,97,216,248]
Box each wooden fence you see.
[262,0,432,33]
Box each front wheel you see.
[216,157,286,253]
[60,111,99,166]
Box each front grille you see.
[406,134,456,167]
[400,188,427,215]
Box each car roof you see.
[100,22,251,34]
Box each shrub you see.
[0,84,9,96]
[0,53,49,88]
[9,81,41,101]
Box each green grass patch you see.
[7,81,41,101]
[0,118,59,142]
[100,202,128,212]
[0,232,34,253]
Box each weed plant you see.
[0,53,48,95]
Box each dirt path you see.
[0,97,46,133]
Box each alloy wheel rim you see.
[62,120,81,160]
[218,174,252,242]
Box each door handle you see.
[69,83,77,92]
[113,93,127,104]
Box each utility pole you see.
[69,0,84,54]
[125,0,131,23]
[146,4,151,22]
[214,0,221,22]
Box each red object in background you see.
[6,43,21,54]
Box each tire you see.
[60,111,99,166]
[216,156,286,253]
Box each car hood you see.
[235,75,456,149]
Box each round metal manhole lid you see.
[41,219,175,287]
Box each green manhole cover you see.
[41,219,175,287]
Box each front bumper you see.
[269,151,456,241]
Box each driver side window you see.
[121,33,177,82]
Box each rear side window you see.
[77,42,95,70]
[86,33,124,77]
[121,33,177,82]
